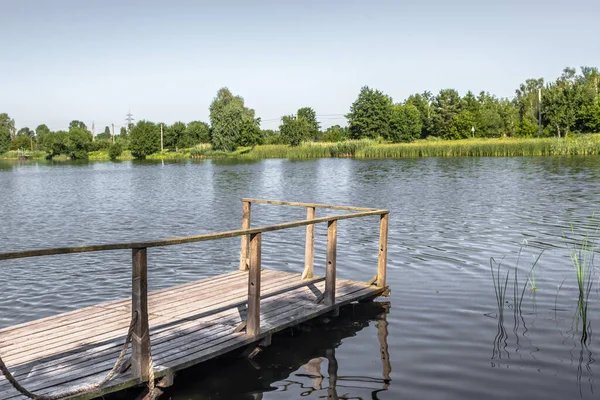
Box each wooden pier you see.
[0,199,390,400]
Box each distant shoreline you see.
[3,135,600,161]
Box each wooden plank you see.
[240,198,379,212]
[247,233,261,336]
[239,201,251,271]
[325,220,337,307]
[0,273,316,365]
[0,210,388,261]
[377,213,389,288]
[131,248,150,381]
[1,278,384,400]
[302,207,315,280]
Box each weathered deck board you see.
[0,270,383,400]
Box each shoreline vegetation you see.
[4,135,600,161]
[2,66,600,162]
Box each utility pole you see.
[111,123,115,143]
[126,110,134,131]
[160,123,164,151]
[538,88,542,138]
[92,121,95,141]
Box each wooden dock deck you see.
[0,199,389,400]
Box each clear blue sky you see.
[2,0,599,132]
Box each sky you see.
[1,0,599,132]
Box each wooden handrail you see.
[241,198,379,212]
[0,209,388,261]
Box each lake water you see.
[1,157,600,400]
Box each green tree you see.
[35,124,51,149]
[66,128,92,159]
[346,86,393,139]
[321,125,347,142]
[119,127,129,141]
[69,120,88,131]
[405,91,434,138]
[130,120,160,158]
[279,115,311,146]
[209,87,258,151]
[10,135,31,151]
[297,107,320,140]
[262,129,284,144]
[164,121,186,150]
[97,126,111,140]
[388,104,422,142]
[17,127,34,137]
[432,89,463,138]
[43,131,68,157]
[186,121,211,145]
[108,143,123,160]
[238,117,264,147]
[0,113,15,153]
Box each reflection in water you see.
[145,302,392,400]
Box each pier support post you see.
[324,220,337,307]
[302,207,315,280]
[326,348,339,399]
[247,233,262,336]
[239,200,252,271]
[132,247,151,381]
[377,213,389,289]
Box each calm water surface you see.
[1,157,600,399]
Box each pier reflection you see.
[154,301,391,400]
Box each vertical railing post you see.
[324,220,337,307]
[239,200,252,271]
[131,247,151,381]
[301,206,316,280]
[247,232,262,336]
[377,213,389,288]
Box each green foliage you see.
[43,131,68,157]
[119,127,129,140]
[388,104,422,142]
[321,125,347,142]
[405,91,434,138]
[0,113,15,154]
[432,89,462,138]
[262,129,285,145]
[347,86,393,139]
[66,128,92,159]
[297,107,320,140]
[130,120,160,158]
[279,115,311,146]
[96,126,111,140]
[108,143,123,160]
[69,120,87,131]
[89,139,112,151]
[164,121,186,150]
[186,121,211,144]
[209,87,258,151]
[238,118,264,146]
[17,127,34,137]
[10,135,31,150]
[516,118,539,137]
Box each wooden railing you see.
[0,199,389,382]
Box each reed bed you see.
[356,135,600,158]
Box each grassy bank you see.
[1,150,47,160]
[3,135,600,161]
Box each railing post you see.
[377,213,389,288]
[247,232,262,336]
[239,200,252,271]
[324,220,337,307]
[302,206,316,279]
[131,247,151,381]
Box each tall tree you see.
[388,104,422,142]
[0,113,15,153]
[346,86,393,140]
[66,128,92,159]
[209,87,258,151]
[164,121,187,150]
[432,89,463,138]
[279,115,311,146]
[17,127,34,137]
[405,91,434,138]
[297,107,320,140]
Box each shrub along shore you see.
[4,135,600,161]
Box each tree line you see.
[1,66,599,159]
